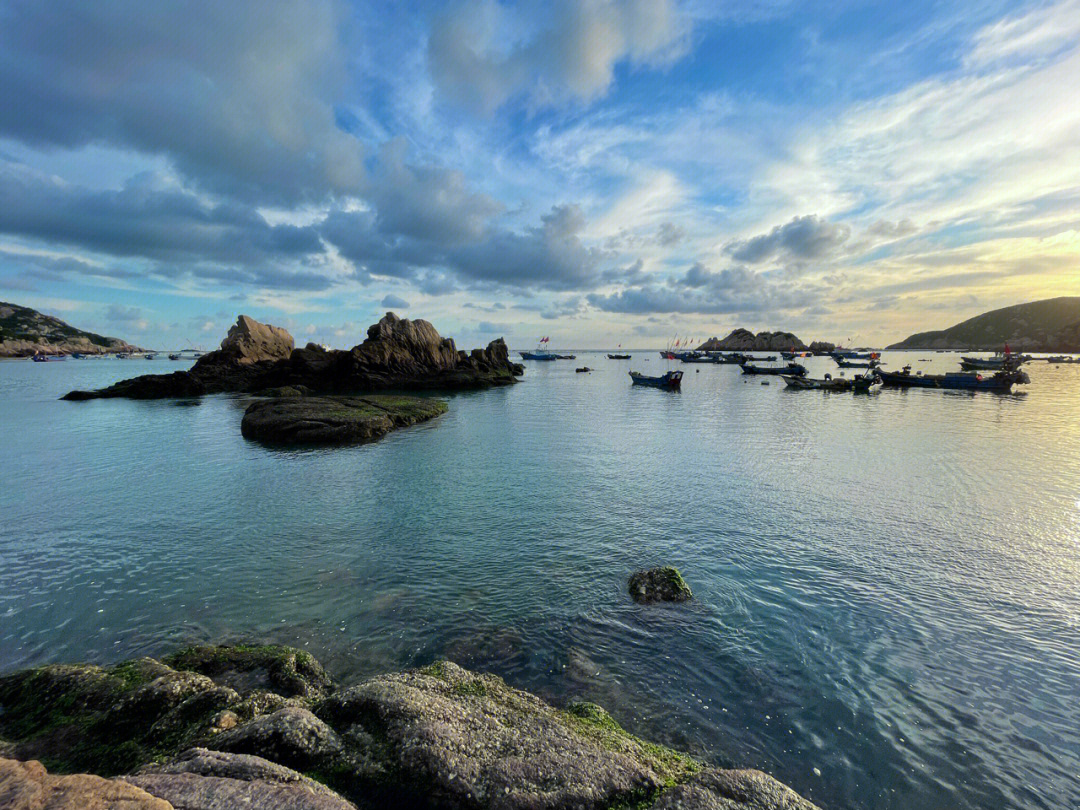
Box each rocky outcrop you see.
[0,645,819,810]
[0,301,140,357]
[240,396,448,445]
[0,757,171,809]
[62,313,523,400]
[888,296,1080,351]
[698,330,807,352]
[628,567,693,604]
[806,341,836,354]
[217,315,294,364]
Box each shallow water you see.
[2,352,1079,810]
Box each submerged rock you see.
[63,313,523,401]
[240,395,448,445]
[628,567,693,604]
[0,645,818,810]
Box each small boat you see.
[70,352,85,359]
[782,373,852,391]
[31,353,66,362]
[607,353,631,360]
[144,353,155,360]
[878,364,1030,392]
[681,354,718,364]
[576,367,591,373]
[835,357,880,369]
[168,353,180,361]
[742,361,807,377]
[960,352,1030,370]
[630,370,683,389]
[852,370,882,393]
[714,353,749,365]
[553,354,576,360]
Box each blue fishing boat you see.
[835,357,880,369]
[630,370,683,389]
[878,364,1029,392]
[520,350,557,361]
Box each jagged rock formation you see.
[62,313,523,400]
[697,330,808,352]
[888,296,1080,350]
[241,396,448,445]
[628,568,693,604]
[0,302,140,357]
[0,644,819,810]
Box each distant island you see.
[697,329,835,353]
[0,301,140,357]
[888,296,1080,351]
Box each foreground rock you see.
[0,757,171,809]
[63,313,522,400]
[629,567,693,604]
[241,395,447,445]
[0,645,819,810]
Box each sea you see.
[1,351,1078,810]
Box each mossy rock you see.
[164,645,331,700]
[240,395,448,445]
[628,567,692,604]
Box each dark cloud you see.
[727,215,850,264]
[0,164,324,272]
[657,222,686,246]
[322,203,605,293]
[0,1,363,203]
[380,293,410,308]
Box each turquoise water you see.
[2,353,1079,810]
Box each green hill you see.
[0,301,139,356]
[888,297,1080,351]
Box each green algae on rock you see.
[240,395,448,445]
[0,645,819,810]
[628,567,693,604]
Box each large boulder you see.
[61,371,205,401]
[0,757,171,810]
[209,708,344,772]
[317,661,696,810]
[215,315,295,365]
[240,395,448,445]
[628,567,693,604]
[163,645,332,700]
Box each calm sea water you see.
[1,352,1079,809]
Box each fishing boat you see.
[520,350,557,361]
[834,356,880,369]
[553,354,576,360]
[782,374,852,391]
[168,353,180,360]
[31,353,65,362]
[960,352,1030,370]
[852,370,882,393]
[608,353,631,360]
[630,370,683,389]
[681,354,718,364]
[878,364,1029,392]
[713,353,748,365]
[742,361,807,377]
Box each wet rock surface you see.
[240,395,448,445]
[629,567,694,604]
[63,313,523,400]
[0,757,171,809]
[0,645,819,810]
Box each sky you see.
[0,0,1078,350]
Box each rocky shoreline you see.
[0,644,820,810]
[62,313,522,401]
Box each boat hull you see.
[630,371,683,389]
[742,362,807,377]
[878,369,1027,391]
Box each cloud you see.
[380,293,410,308]
[428,0,690,113]
[0,161,325,277]
[657,222,686,246]
[727,215,851,264]
[589,262,820,315]
[0,1,363,203]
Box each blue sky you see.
[0,0,1078,349]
